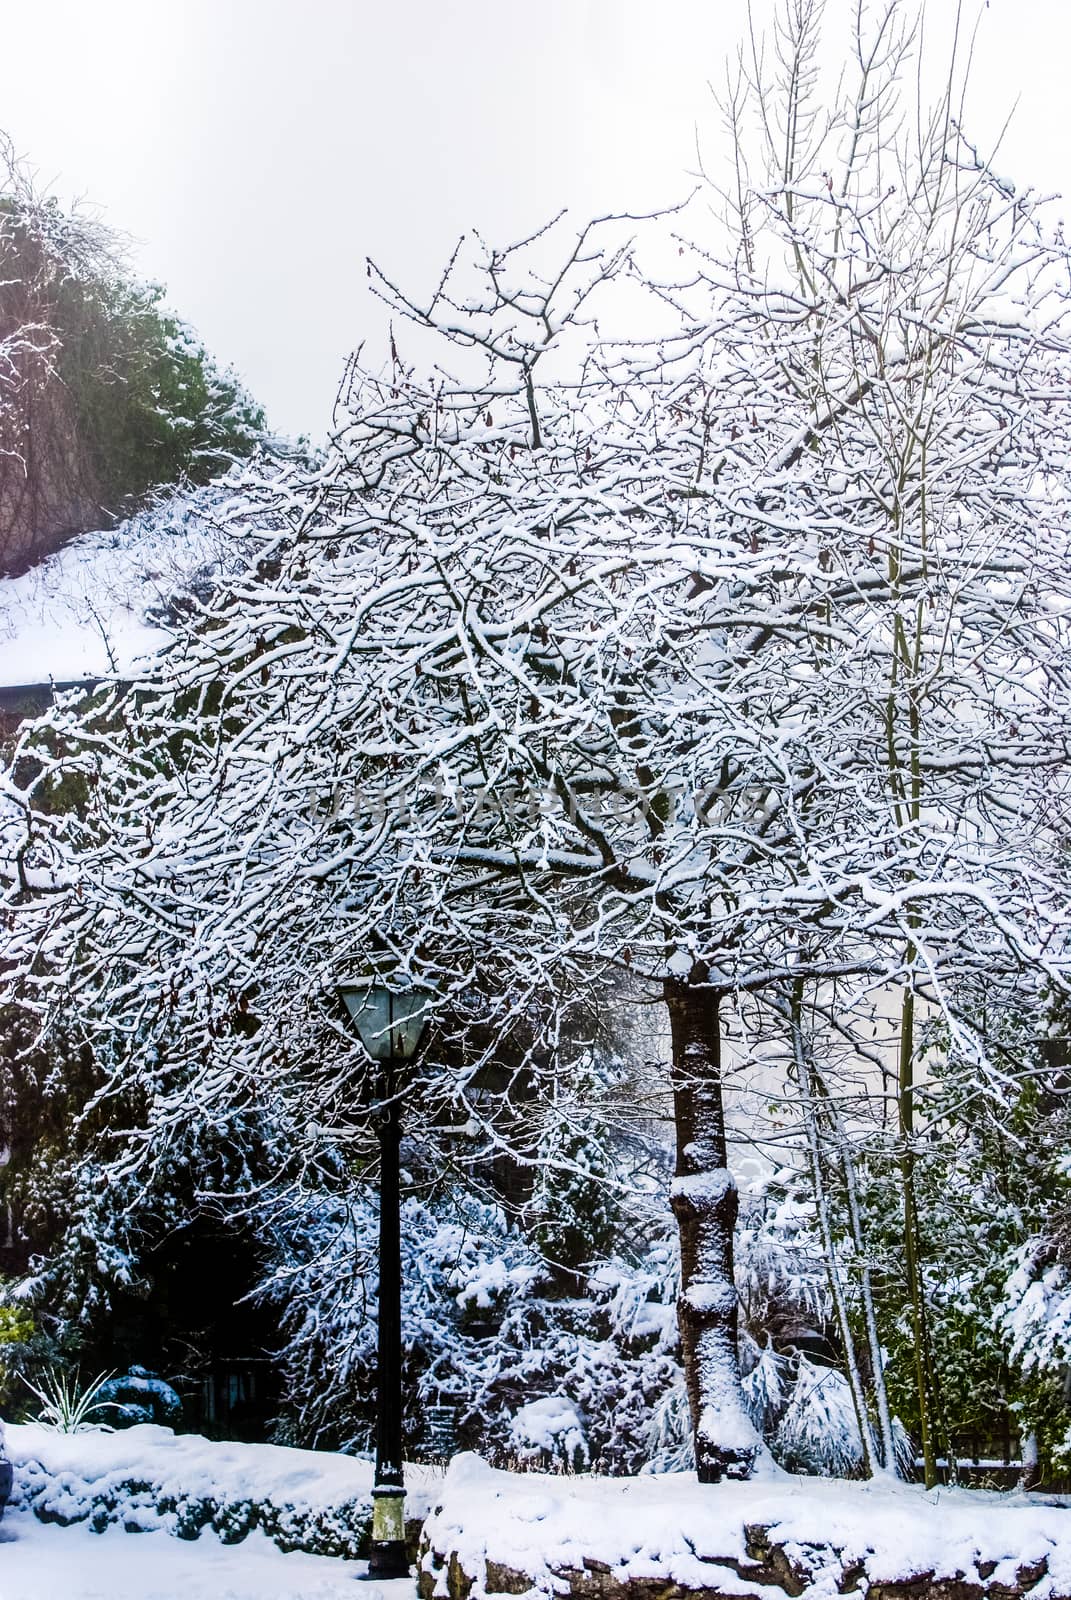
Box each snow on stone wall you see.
[418,1454,1071,1600]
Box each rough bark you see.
[665,974,763,1481]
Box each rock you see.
[740,1524,810,1595]
[420,1536,1067,1600]
[448,1549,476,1600]
[868,1578,984,1600]
[486,1560,534,1594]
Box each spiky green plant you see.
[21,1368,117,1432]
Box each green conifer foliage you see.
[0,138,267,573]
[55,274,267,516]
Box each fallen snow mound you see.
[420,1454,1071,1600]
[6,1421,438,1559]
[0,479,258,688]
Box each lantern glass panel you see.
[340,983,431,1060]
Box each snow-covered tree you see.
[657,0,1071,1477]
[993,1024,1071,1476]
[3,0,1071,1487]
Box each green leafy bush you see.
[0,1301,35,1407]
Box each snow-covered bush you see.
[1000,1238,1071,1466]
[642,1186,904,1480]
[643,1375,694,1475]
[847,1020,1071,1478]
[1003,1249,1071,1378]
[999,1109,1071,1430]
[524,1053,633,1279]
[262,1184,682,1475]
[4,1420,437,1555]
[736,1188,829,1365]
[96,1367,182,1429]
[508,1396,588,1471]
[773,1359,869,1478]
[652,1348,908,1480]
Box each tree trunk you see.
[665,975,764,1481]
[835,1106,899,1474]
[898,982,940,1488]
[789,994,881,1478]
[1018,1429,1040,1492]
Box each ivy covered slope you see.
[0,134,268,577]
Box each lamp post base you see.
[368,1539,409,1578]
[368,1487,408,1578]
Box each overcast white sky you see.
[0,0,1067,442]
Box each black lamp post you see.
[338,976,432,1579]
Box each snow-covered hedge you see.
[4,1421,438,1558]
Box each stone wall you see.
[420,1525,1063,1600]
[417,1455,1071,1600]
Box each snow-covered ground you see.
[4,1425,1071,1600]
[0,487,251,688]
[0,1509,411,1600]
